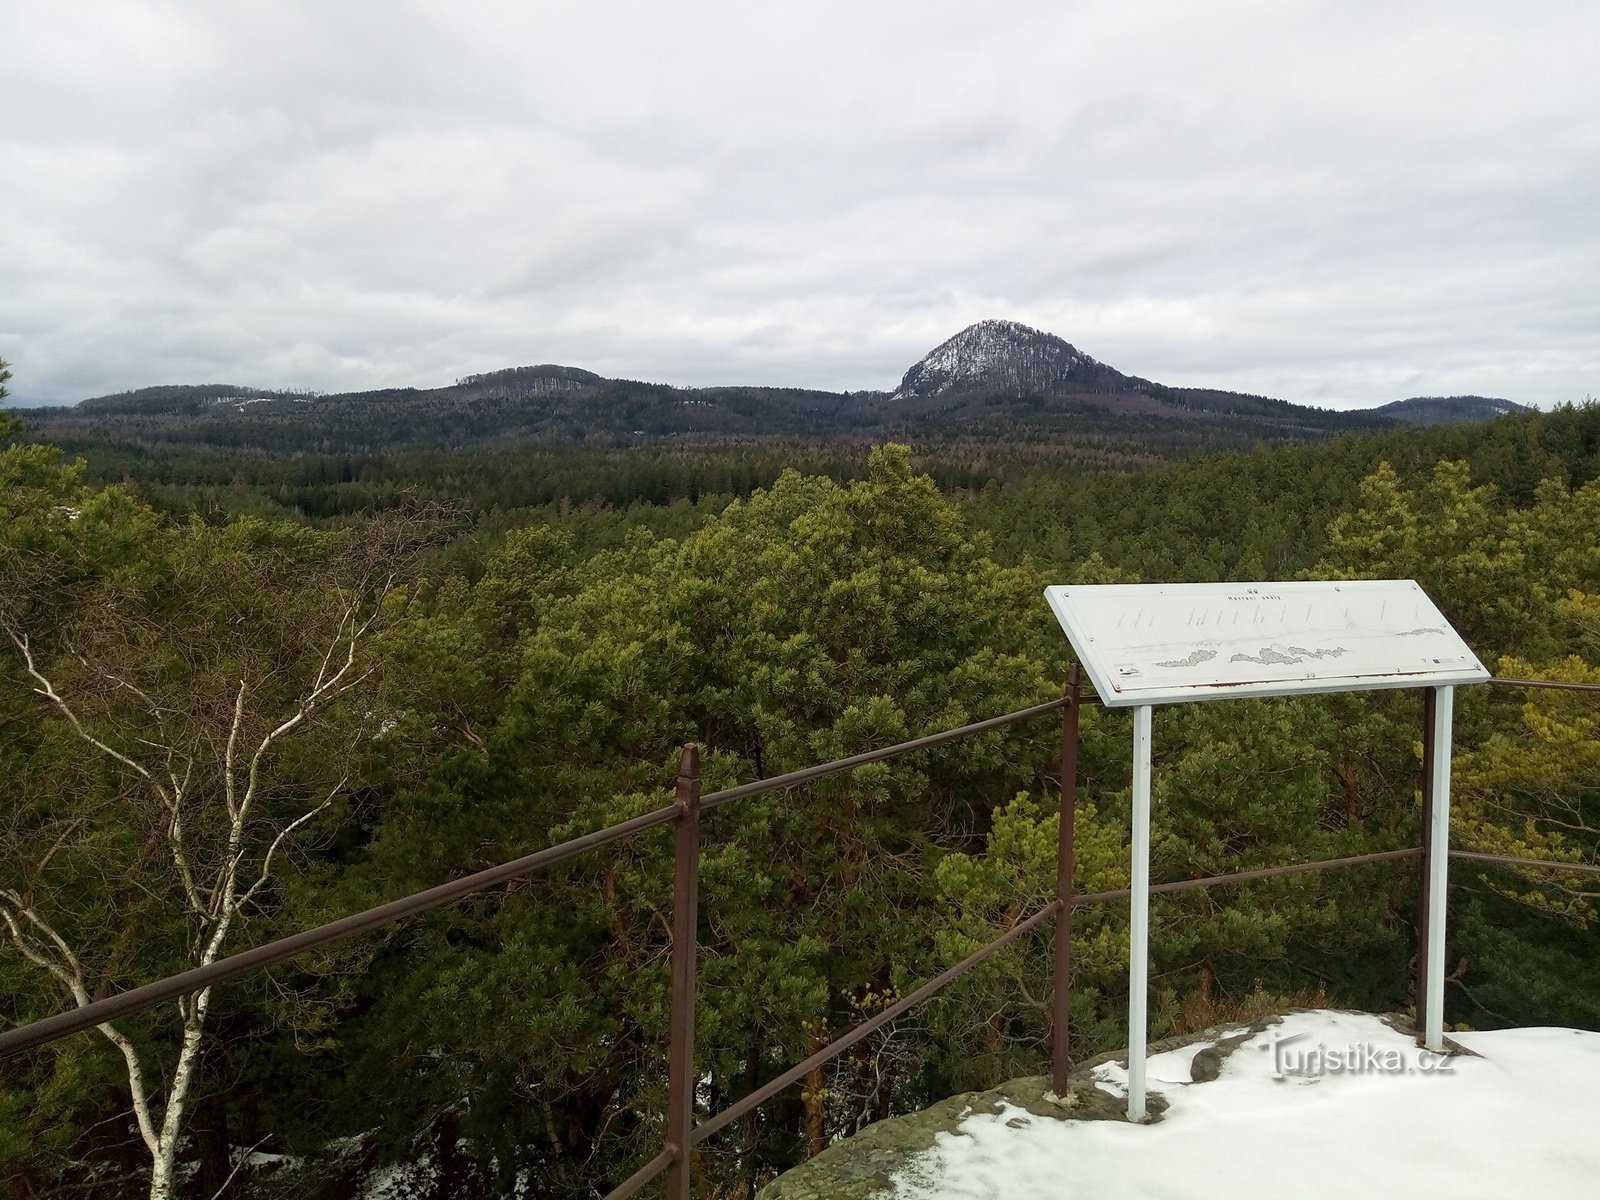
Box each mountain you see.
[14,323,1527,465]
[1367,396,1529,426]
[872,321,1398,458]
[888,319,1151,402]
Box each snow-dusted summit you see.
[889,319,1133,402]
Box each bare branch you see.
[223,680,247,825]
[235,786,341,916]
[0,893,161,1156]
[241,619,372,834]
[5,625,169,808]
[309,607,347,696]
[208,1138,270,1200]
[28,817,87,892]
[164,762,207,920]
[0,896,81,992]
[209,614,373,958]
[97,666,171,737]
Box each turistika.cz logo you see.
[1258,1029,1455,1080]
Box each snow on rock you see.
[890,1011,1600,1200]
[888,320,1104,402]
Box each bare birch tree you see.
[1,603,386,1198]
[0,482,433,1197]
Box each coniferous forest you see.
[4,368,1600,1198]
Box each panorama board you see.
[1044,580,1489,707]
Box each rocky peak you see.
[889,319,1108,402]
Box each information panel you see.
[1044,579,1488,706]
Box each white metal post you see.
[1424,685,1454,1052]
[1128,704,1153,1120]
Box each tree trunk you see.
[803,1025,828,1158]
[149,1142,179,1200]
[433,1111,469,1200]
[190,1077,232,1200]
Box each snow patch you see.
[889,319,1101,401]
[891,1011,1600,1200]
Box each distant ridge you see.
[30,324,1528,460]
[77,383,310,415]
[1367,395,1529,426]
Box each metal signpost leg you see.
[1415,688,1437,1038]
[1128,704,1153,1121]
[1051,666,1080,1097]
[1424,687,1454,1052]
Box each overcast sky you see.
[4,1,1597,409]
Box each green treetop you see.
[0,357,15,439]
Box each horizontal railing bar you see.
[1486,677,1600,694]
[0,802,681,1059]
[2,672,1590,1090]
[693,899,1063,1144]
[1069,846,1424,907]
[700,695,1079,812]
[602,1149,675,1200]
[695,849,1427,1142]
[0,694,1083,1060]
[1450,849,1600,876]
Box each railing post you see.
[1415,689,1437,1040]
[665,744,701,1200]
[1051,665,1080,1097]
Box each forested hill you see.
[1369,395,1531,425]
[14,321,1525,462]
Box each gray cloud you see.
[3,0,1597,408]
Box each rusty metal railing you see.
[2,673,1596,1197]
